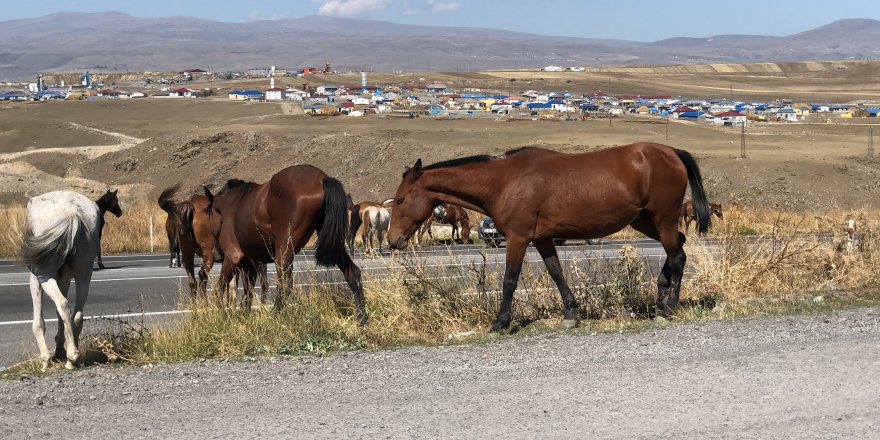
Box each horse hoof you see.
[64,361,75,370]
[489,321,510,333]
[561,319,579,330]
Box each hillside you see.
[1,13,879,80]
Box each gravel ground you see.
[2,307,879,439]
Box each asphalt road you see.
[0,239,669,366]
[2,306,877,438]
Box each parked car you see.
[477,217,601,247]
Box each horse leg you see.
[533,238,579,329]
[198,250,214,299]
[29,274,51,370]
[630,213,685,318]
[217,258,236,305]
[337,252,367,326]
[69,255,94,365]
[657,227,687,317]
[258,263,269,306]
[39,278,78,369]
[96,221,105,270]
[52,266,74,363]
[492,237,528,332]
[452,224,459,242]
[241,266,258,311]
[377,226,384,254]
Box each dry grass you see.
[4,203,880,374]
[0,201,169,259]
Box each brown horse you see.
[204,166,367,325]
[348,199,384,251]
[681,200,723,233]
[387,143,710,331]
[417,203,472,244]
[158,184,223,296]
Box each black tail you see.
[315,177,350,267]
[675,150,710,235]
[158,184,184,240]
[348,203,363,252]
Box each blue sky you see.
[5,0,880,41]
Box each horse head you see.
[388,158,434,250]
[710,203,724,220]
[97,189,123,218]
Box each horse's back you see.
[27,191,100,235]
[24,191,100,272]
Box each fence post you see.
[149,216,154,253]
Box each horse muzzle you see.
[388,235,408,250]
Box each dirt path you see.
[1,307,877,438]
[0,122,144,161]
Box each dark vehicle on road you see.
[477,217,601,247]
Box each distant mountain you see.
[1,13,878,80]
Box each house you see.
[228,90,265,101]
[713,111,747,125]
[426,83,448,93]
[170,88,197,98]
[0,91,28,101]
[97,89,120,98]
[265,87,285,101]
[285,88,308,101]
[316,84,340,95]
[670,106,697,119]
[774,108,798,122]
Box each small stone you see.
[89,395,96,400]
[813,295,824,303]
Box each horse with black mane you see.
[204,165,367,325]
[158,184,226,297]
[417,203,471,244]
[94,189,122,270]
[387,143,710,331]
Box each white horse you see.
[20,191,101,370]
[361,205,390,255]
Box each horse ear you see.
[203,186,214,203]
[410,158,423,179]
[111,189,118,195]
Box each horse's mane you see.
[421,147,541,171]
[94,190,114,209]
[219,178,257,195]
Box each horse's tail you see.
[348,203,363,251]
[20,208,84,268]
[675,149,710,234]
[158,184,185,241]
[315,177,349,267]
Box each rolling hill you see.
[1,12,879,80]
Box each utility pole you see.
[869,127,875,158]
[740,121,747,158]
[665,113,669,140]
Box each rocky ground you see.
[2,307,878,438]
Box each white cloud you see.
[318,0,392,17]
[402,0,462,15]
[428,0,461,13]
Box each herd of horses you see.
[21,142,716,369]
